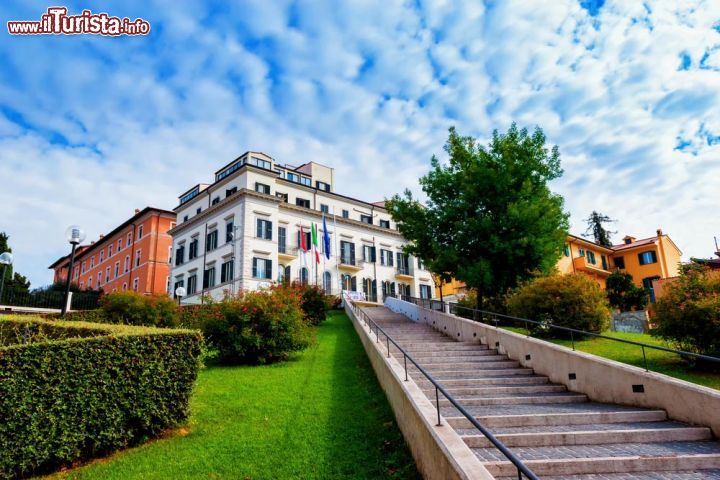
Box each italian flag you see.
[311,223,320,264]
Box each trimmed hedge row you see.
[0,316,204,479]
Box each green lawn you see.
[505,327,720,390]
[45,311,420,480]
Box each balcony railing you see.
[395,266,413,276]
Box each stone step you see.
[416,375,549,388]
[393,348,499,358]
[400,342,488,351]
[445,409,668,429]
[407,354,511,364]
[441,401,656,419]
[461,425,712,448]
[438,392,588,407]
[414,360,522,370]
[411,367,536,379]
[458,420,688,436]
[503,469,720,480]
[425,384,567,397]
[476,442,720,477]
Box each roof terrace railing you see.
[345,294,540,480]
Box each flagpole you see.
[333,207,340,294]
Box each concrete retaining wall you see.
[344,302,493,480]
[385,297,720,437]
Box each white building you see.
[168,151,435,303]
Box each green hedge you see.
[0,316,204,479]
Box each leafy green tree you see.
[606,271,648,311]
[0,232,30,298]
[387,124,569,309]
[584,211,616,247]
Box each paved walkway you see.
[362,306,720,479]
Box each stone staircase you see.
[363,306,720,479]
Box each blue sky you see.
[1,0,719,287]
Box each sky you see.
[1,0,719,287]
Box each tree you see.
[0,232,30,299]
[605,271,648,311]
[387,124,569,309]
[584,211,616,247]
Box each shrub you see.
[0,316,203,479]
[183,286,312,365]
[324,294,342,310]
[507,274,610,336]
[652,265,720,367]
[298,284,328,325]
[606,271,649,311]
[100,291,179,327]
[62,309,107,323]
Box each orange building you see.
[49,207,176,295]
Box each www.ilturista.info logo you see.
[7,7,150,36]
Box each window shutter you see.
[252,258,257,278]
[351,276,357,291]
[267,259,272,279]
[371,247,376,262]
[266,221,272,240]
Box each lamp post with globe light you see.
[0,252,13,305]
[175,286,186,306]
[61,225,86,318]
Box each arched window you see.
[342,274,354,291]
[323,271,332,293]
[363,278,376,301]
[284,265,291,285]
[278,264,286,283]
[300,267,309,285]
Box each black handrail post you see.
[404,353,408,381]
[435,387,442,426]
[570,330,575,351]
[386,335,390,358]
[642,345,648,372]
[525,319,529,337]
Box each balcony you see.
[573,256,611,276]
[395,266,414,280]
[278,245,298,260]
[339,257,364,272]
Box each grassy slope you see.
[505,327,720,390]
[46,311,420,480]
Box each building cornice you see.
[278,203,403,237]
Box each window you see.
[114,262,119,278]
[212,197,220,205]
[90,257,94,268]
[320,204,329,214]
[255,182,270,195]
[97,272,102,286]
[316,181,330,192]
[563,244,570,257]
[379,219,390,229]
[203,266,216,289]
[189,238,198,260]
[341,209,349,218]
[638,251,658,265]
[360,214,373,224]
[601,255,608,270]
[88,276,93,288]
[138,225,143,239]
[323,271,332,293]
[175,245,185,266]
[187,274,197,295]
[108,245,113,257]
[362,245,376,263]
[341,274,356,291]
[278,264,286,283]
[256,219,272,240]
[396,252,410,275]
[362,278,377,302]
[135,249,141,267]
[420,284,432,299]
[278,227,287,253]
[297,229,311,250]
[276,192,288,202]
[417,258,425,270]
[118,238,123,250]
[382,281,396,297]
[226,186,237,198]
[124,255,130,273]
[249,156,272,170]
[340,241,355,265]
[133,278,139,291]
[299,267,309,284]
[127,232,132,244]
[99,251,104,263]
[206,230,218,252]
[586,251,596,265]
[81,261,86,274]
[614,256,625,269]
[183,215,189,222]
[122,282,127,291]
[226,221,234,243]
[380,249,394,267]
[105,267,110,284]
[196,207,202,214]
[578,248,585,257]
[220,260,234,283]
[173,279,184,298]
[642,276,661,303]
[252,258,272,279]
[296,198,310,208]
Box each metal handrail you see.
[344,294,540,480]
[393,294,720,370]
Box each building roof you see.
[611,236,657,251]
[47,245,90,269]
[566,234,614,253]
[47,207,175,269]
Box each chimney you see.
[90,241,95,245]
[135,208,140,215]
[656,228,663,236]
[623,235,635,245]
[99,234,104,239]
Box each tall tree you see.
[584,211,616,247]
[0,232,31,296]
[387,124,569,309]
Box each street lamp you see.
[175,286,186,305]
[0,252,13,305]
[61,225,86,317]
